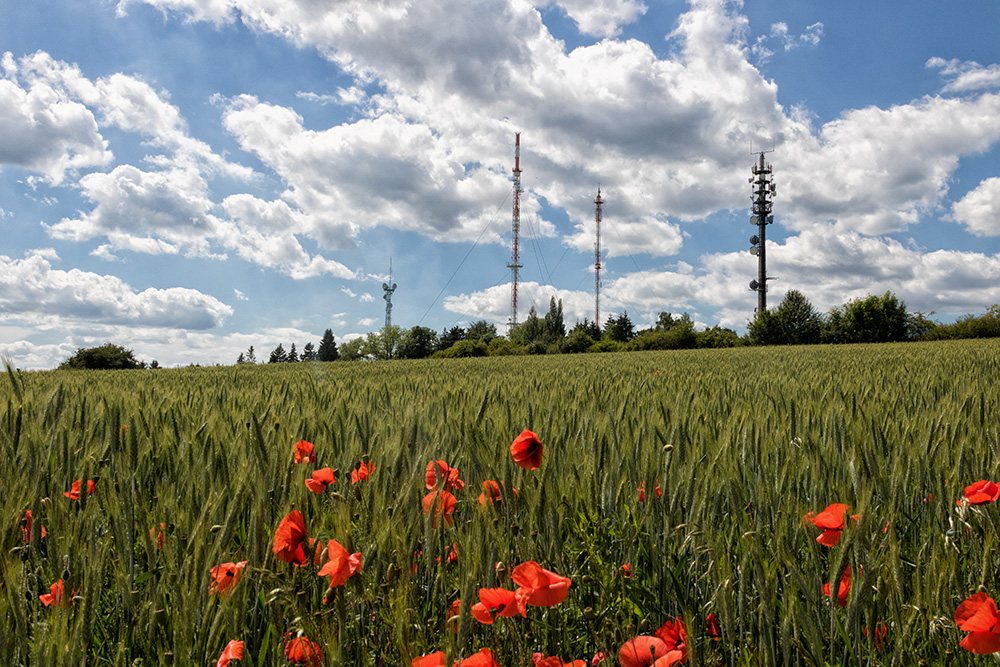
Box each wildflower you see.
[285,636,323,667]
[413,651,446,667]
[706,613,721,640]
[39,579,72,608]
[618,636,673,667]
[956,592,1000,654]
[351,461,375,484]
[422,490,458,528]
[862,622,887,652]
[446,598,462,633]
[964,480,1000,505]
[619,562,632,578]
[510,429,543,469]
[216,640,244,667]
[293,440,316,464]
[823,565,852,607]
[273,510,308,565]
[21,510,46,544]
[426,460,465,491]
[591,653,605,665]
[64,479,96,500]
[317,539,362,588]
[810,503,858,547]
[637,481,662,503]
[512,561,571,612]
[305,467,336,494]
[533,653,586,667]
[459,648,502,667]
[471,588,522,623]
[209,561,248,598]
[478,480,516,507]
[654,618,688,665]
[150,523,165,549]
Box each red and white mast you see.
[508,133,523,326]
[594,186,603,326]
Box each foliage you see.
[560,328,595,354]
[823,291,909,343]
[508,307,545,346]
[432,339,489,358]
[746,289,823,346]
[58,343,144,370]
[268,343,288,363]
[362,325,403,360]
[301,342,317,361]
[487,338,523,356]
[398,326,439,359]
[922,304,1000,341]
[630,319,697,351]
[694,326,743,348]
[338,337,366,361]
[318,329,339,362]
[465,320,498,345]
[587,339,625,353]
[438,326,466,351]
[603,311,635,343]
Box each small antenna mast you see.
[382,257,397,329]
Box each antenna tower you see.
[507,133,523,327]
[594,186,603,325]
[748,151,776,312]
[382,258,397,329]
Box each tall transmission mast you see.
[382,258,397,329]
[594,186,603,325]
[748,152,776,312]
[507,133,523,327]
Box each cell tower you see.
[507,133,523,327]
[594,186,603,325]
[382,258,397,329]
[748,151,776,312]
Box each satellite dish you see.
[392,283,397,291]
[749,246,759,256]
[749,235,759,245]
[750,216,759,224]
[767,215,774,224]
[382,282,388,290]
[749,280,759,290]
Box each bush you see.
[433,340,488,358]
[588,339,625,353]
[630,321,697,351]
[487,338,523,356]
[59,343,144,370]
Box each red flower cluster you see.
[39,579,73,608]
[285,636,323,667]
[64,479,96,500]
[273,510,309,565]
[423,490,458,528]
[412,648,501,667]
[823,566,853,607]
[427,460,465,491]
[352,461,376,484]
[637,481,662,503]
[806,503,858,547]
[619,618,688,667]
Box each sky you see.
[2,0,1000,368]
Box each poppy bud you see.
[386,506,394,516]
[25,590,33,602]
[583,607,596,621]
[164,652,174,665]
[626,622,636,636]
[511,524,520,536]
[62,569,70,581]
[581,575,595,584]
[639,619,649,631]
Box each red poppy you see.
[293,440,316,464]
[822,565,852,607]
[39,579,72,608]
[422,490,458,528]
[617,636,670,667]
[209,561,248,598]
[285,636,323,667]
[591,653,605,665]
[653,618,688,664]
[273,510,308,565]
[512,561,571,612]
[533,653,586,667]
[458,648,501,667]
[64,479,96,500]
[706,613,721,640]
[638,481,662,503]
[446,599,462,633]
[862,622,887,652]
[413,652,446,667]
[619,562,632,578]
[964,480,1000,505]
[426,460,465,491]
[305,467,336,494]
[956,592,1000,654]
[811,503,858,547]
[317,539,363,588]
[150,523,165,549]
[510,429,543,469]
[351,461,375,484]
[471,588,523,623]
[216,639,244,667]
[21,510,46,544]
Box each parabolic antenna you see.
[750,246,759,256]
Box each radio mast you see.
[382,258,397,329]
[594,186,603,325]
[508,133,523,327]
[748,152,776,312]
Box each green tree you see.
[543,297,565,342]
[287,343,300,362]
[560,327,595,354]
[570,319,601,341]
[59,343,144,370]
[245,345,257,364]
[509,307,545,345]
[466,320,498,344]
[747,290,822,346]
[438,326,466,351]
[318,329,339,361]
[339,337,366,361]
[301,342,317,361]
[398,326,439,359]
[603,311,635,343]
[695,326,743,348]
[362,325,402,360]
[433,339,488,358]
[823,291,909,344]
[268,344,288,363]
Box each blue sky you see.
[2,0,1000,368]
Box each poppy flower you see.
[317,538,363,588]
[617,636,671,667]
[591,653,605,665]
[285,636,323,667]
[351,461,375,484]
[823,565,852,607]
[216,639,244,667]
[422,490,458,528]
[471,588,522,623]
[956,592,1000,654]
[964,480,1000,505]
[618,563,632,578]
[21,510,46,544]
[293,440,316,464]
[305,467,336,494]
[706,613,721,640]
[862,622,887,652]
[209,561,248,598]
[510,429,543,469]
[39,579,72,608]
[64,479,96,500]
[273,510,308,565]
[638,481,662,503]
[512,561,571,612]
[533,654,586,667]
[413,651,446,667]
[426,460,465,491]
[811,503,858,547]
[150,523,165,549]
[446,599,462,633]
[458,648,502,667]
[653,618,688,664]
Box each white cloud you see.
[541,0,648,38]
[952,177,1000,236]
[751,21,823,64]
[927,57,1000,94]
[357,317,377,327]
[0,249,233,329]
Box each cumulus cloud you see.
[0,249,233,329]
[952,177,1000,236]
[542,0,648,38]
[750,21,823,65]
[927,57,1000,94]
